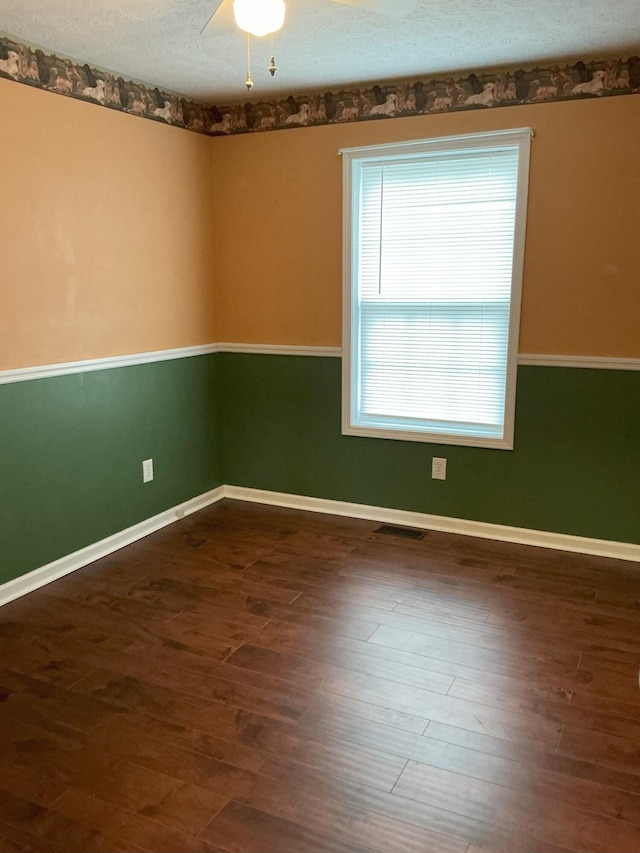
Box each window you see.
[341,128,531,450]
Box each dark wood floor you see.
[1,500,640,852]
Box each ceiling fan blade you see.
[201,0,237,36]
[328,0,418,18]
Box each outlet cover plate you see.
[142,458,154,483]
[432,457,447,480]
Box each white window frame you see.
[340,128,532,450]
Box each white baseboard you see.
[225,486,640,563]
[2,483,638,607]
[0,486,225,607]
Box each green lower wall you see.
[2,350,638,587]
[0,354,222,584]
[220,353,640,545]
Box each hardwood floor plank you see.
[136,782,227,837]
[0,837,34,853]
[425,721,640,797]
[0,823,143,853]
[557,725,640,777]
[92,709,270,773]
[392,760,640,852]
[0,759,68,808]
[260,734,408,792]
[0,668,123,736]
[72,664,308,723]
[368,624,580,671]
[243,557,400,597]
[0,619,42,648]
[0,790,144,853]
[226,642,454,695]
[56,754,227,837]
[305,690,429,734]
[118,639,321,697]
[156,564,305,604]
[0,629,140,688]
[201,799,375,853]
[66,669,233,729]
[487,609,640,663]
[447,678,640,741]
[16,583,181,629]
[51,789,226,853]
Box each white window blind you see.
[341,129,531,449]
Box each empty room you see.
[1,1,640,850]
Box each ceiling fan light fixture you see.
[233,0,286,37]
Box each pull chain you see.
[269,33,277,77]
[245,33,253,91]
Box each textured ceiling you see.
[1,0,639,102]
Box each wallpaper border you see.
[1,32,639,137]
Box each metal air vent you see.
[375,524,425,540]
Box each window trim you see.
[340,128,532,450]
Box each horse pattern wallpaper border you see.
[1,33,639,137]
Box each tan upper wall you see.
[1,80,638,370]
[212,95,640,357]
[0,79,217,371]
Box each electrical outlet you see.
[142,458,154,483]
[432,457,447,480]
